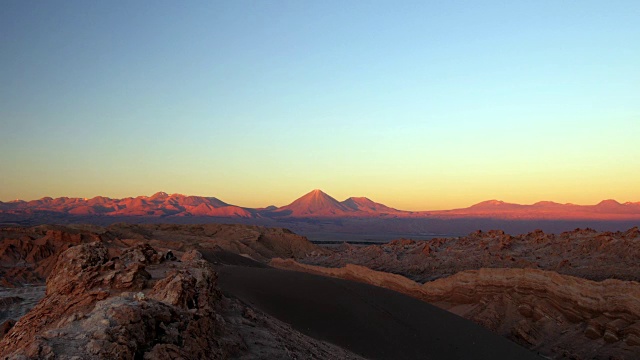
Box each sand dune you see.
[214,257,541,360]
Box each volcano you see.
[275,189,352,217]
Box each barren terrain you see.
[2,223,639,358]
[0,224,542,359]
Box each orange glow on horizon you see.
[2,187,638,212]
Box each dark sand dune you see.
[213,254,541,360]
[200,247,269,268]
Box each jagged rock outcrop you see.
[4,224,640,359]
[0,242,184,358]
[0,226,100,286]
[104,223,328,261]
[0,224,326,287]
[0,286,46,329]
[272,258,640,359]
[0,242,363,359]
[302,227,640,283]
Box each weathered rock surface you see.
[104,223,327,261]
[272,258,640,359]
[4,224,639,359]
[0,242,363,359]
[0,224,325,287]
[302,227,640,282]
[0,226,100,286]
[0,286,46,329]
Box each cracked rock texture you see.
[301,227,640,283]
[0,242,363,359]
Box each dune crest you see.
[271,258,640,359]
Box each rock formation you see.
[0,242,363,359]
[0,226,100,286]
[0,223,326,287]
[271,258,640,359]
[302,227,640,282]
[3,224,640,359]
[0,286,45,331]
[103,223,326,259]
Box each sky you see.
[1,1,639,210]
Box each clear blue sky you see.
[1,1,639,209]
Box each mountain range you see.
[2,189,640,221]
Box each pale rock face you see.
[180,249,204,262]
[0,242,208,359]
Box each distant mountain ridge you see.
[431,198,640,220]
[0,192,253,218]
[1,190,640,220]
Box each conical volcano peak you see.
[295,189,339,205]
[278,189,350,216]
[294,189,337,202]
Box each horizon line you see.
[1,189,637,212]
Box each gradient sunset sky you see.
[1,1,638,210]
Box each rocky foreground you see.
[1,224,639,359]
[0,223,323,288]
[0,241,363,359]
[290,227,640,359]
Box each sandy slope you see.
[274,258,640,359]
[214,258,541,360]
